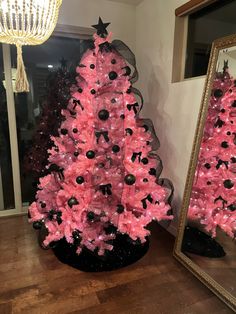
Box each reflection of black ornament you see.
[109,71,118,80]
[61,128,68,135]
[76,176,84,184]
[149,168,156,176]
[142,158,149,165]
[33,221,42,230]
[111,59,116,64]
[86,150,95,159]
[125,128,133,136]
[214,89,223,98]
[98,109,109,121]
[223,179,234,189]
[123,66,131,76]
[204,163,211,169]
[117,204,125,214]
[87,211,95,221]
[125,174,136,185]
[221,141,229,148]
[68,197,79,208]
[112,145,120,153]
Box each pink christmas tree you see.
[29,18,173,261]
[188,63,236,238]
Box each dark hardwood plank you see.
[0,216,233,313]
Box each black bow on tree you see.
[49,164,64,180]
[216,159,228,170]
[73,99,84,111]
[99,184,112,196]
[127,103,139,115]
[214,117,225,128]
[214,195,227,208]
[131,152,142,163]
[95,130,110,143]
[141,194,153,209]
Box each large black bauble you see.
[223,179,234,189]
[98,109,109,121]
[112,145,120,153]
[124,174,136,185]
[214,89,223,98]
[228,204,236,211]
[86,150,95,159]
[33,221,43,230]
[109,71,118,80]
[76,176,84,184]
[221,141,229,148]
[68,197,79,208]
[117,204,125,214]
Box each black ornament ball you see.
[123,66,131,76]
[126,128,133,136]
[204,163,211,169]
[90,64,95,69]
[221,141,229,148]
[33,221,43,230]
[41,202,46,208]
[149,168,156,176]
[232,100,236,108]
[111,59,117,64]
[61,128,68,135]
[109,71,118,80]
[91,89,96,95]
[68,197,79,208]
[223,179,234,189]
[73,128,78,133]
[142,158,149,165]
[117,204,125,214]
[228,204,236,211]
[98,109,109,121]
[112,145,120,153]
[124,174,136,185]
[74,152,79,157]
[78,87,83,93]
[143,178,149,183]
[214,89,223,98]
[86,150,95,159]
[87,211,95,221]
[76,176,84,184]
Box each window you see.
[0,26,93,215]
[173,0,236,81]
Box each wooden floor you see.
[0,216,233,314]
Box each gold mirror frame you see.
[173,33,236,312]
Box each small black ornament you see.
[231,157,236,163]
[124,174,136,185]
[109,71,118,80]
[90,64,95,69]
[105,224,117,235]
[73,128,78,133]
[142,158,149,165]
[111,98,116,103]
[98,109,109,121]
[221,141,229,148]
[86,150,95,159]
[112,145,120,153]
[223,179,234,189]
[41,202,46,209]
[207,181,212,185]
[74,152,79,157]
[68,197,79,208]
[87,211,95,221]
[120,114,125,119]
[125,128,133,136]
[91,89,96,95]
[228,204,236,211]
[78,87,83,93]
[204,163,211,169]
[123,66,131,76]
[232,100,236,107]
[33,221,42,230]
[143,178,149,183]
[61,128,68,135]
[214,89,223,98]
[72,230,81,244]
[227,131,231,135]
[111,59,117,64]
[221,109,225,113]
[149,168,156,176]
[117,204,125,214]
[76,176,85,184]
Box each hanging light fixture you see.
[0,0,62,92]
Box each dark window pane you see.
[185,0,236,78]
[11,35,93,205]
[0,45,15,210]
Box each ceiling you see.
[106,0,143,5]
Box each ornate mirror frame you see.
[173,33,236,312]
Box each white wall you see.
[136,0,206,233]
[58,0,136,52]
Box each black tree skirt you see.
[52,234,149,272]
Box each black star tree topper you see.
[92,17,110,37]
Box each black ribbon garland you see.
[141,194,153,209]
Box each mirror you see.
[174,34,236,312]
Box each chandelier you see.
[0,0,62,92]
